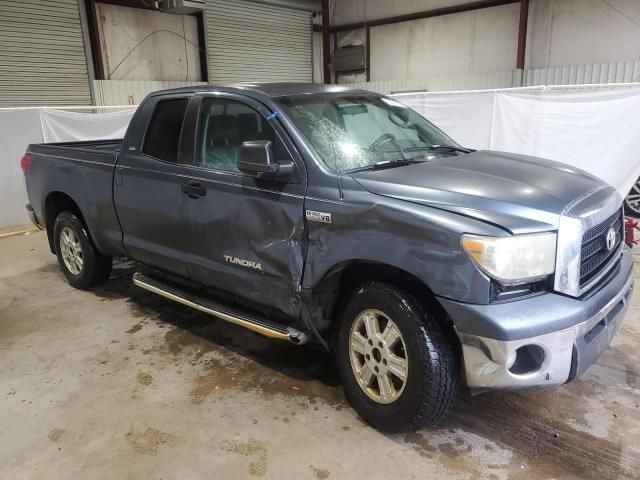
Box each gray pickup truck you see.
[22,83,633,432]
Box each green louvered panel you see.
[0,0,91,107]
[205,0,312,83]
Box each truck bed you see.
[26,139,125,258]
[28,140,122,165]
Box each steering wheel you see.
[368,133,397,151]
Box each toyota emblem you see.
[605,227,617,251]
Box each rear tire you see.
[53,211,112,290]
[336,282,459,433]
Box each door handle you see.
[181,182,207,198]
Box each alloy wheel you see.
[349,309,409,404]
[625,180,640,216]
[59,226,84,275]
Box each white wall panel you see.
[93,80,206,106]
[526,0,640,69]
[329,0,640,87]
[96,3,202,81]
[368,3,519,82]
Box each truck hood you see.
[350,150,606,234]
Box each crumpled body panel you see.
[185,176,307,320]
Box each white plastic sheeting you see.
[40,108,135,143]
[0,107,136,229]
[0,109,43,228]
[395,85,640,198]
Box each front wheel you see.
[53,211,112,290]
[336,282,459,432]
[625,177,640,218]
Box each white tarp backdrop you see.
[395,85,640,197]
[40,108,135,143]
[0,108,135,229]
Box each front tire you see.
[625,177,640,218]
[53,211,112,290]
[336,282,459,432]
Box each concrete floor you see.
[1,231,639,480]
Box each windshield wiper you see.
[346,159,427,173]
[403,145,473,154]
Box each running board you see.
[132,273,308,344]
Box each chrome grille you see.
[579,209,623,286]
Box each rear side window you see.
[143,98,188,163]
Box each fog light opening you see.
[508,344,545,375]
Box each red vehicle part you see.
[625,217,640,247]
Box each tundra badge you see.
[224,255,262,271]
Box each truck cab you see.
[23,83,633,432]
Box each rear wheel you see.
[336,282,459,432]
[53,211,112,289]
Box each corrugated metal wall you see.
[342,70,516,95]
[204,0,312,83]
[341,59,640,94]
[93,80,207,106]
[523,60,640,87]
[0,0,92,107]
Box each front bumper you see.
[439,247,634,389]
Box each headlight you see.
[461,232,556,285]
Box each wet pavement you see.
[1,231,639,479]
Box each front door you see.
[181,94,307,319]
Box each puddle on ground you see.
[92,266,344,409]
[90,265,640,479]
[48,428,66,443]
[125,427,183,455]
[222,439,269,477]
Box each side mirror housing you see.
[237,140,294,180]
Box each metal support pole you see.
[516,0,529,70]
[322,0,331,83]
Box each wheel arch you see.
[44,191,87,254]
[304,259,453,349]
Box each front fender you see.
[302,189,507,305]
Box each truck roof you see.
[149,82,372,99]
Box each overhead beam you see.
[247,0,321,13]
[328,0,520,32]
[95,0,158,11]
[97,0,321,13]
[516,0,529,69]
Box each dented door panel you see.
[184,173,306,318]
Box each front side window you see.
[197,97,279,173]
[142,98,188,163]
[277,94,460,172]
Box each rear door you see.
[114,94,193,276]
[181,93,307,318]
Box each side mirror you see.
[237,140,295,180]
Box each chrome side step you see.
[132,273,308,344]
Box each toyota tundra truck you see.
[22,83,633,432]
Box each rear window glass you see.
[143,98,188,163]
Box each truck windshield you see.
[277,94,461,173]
